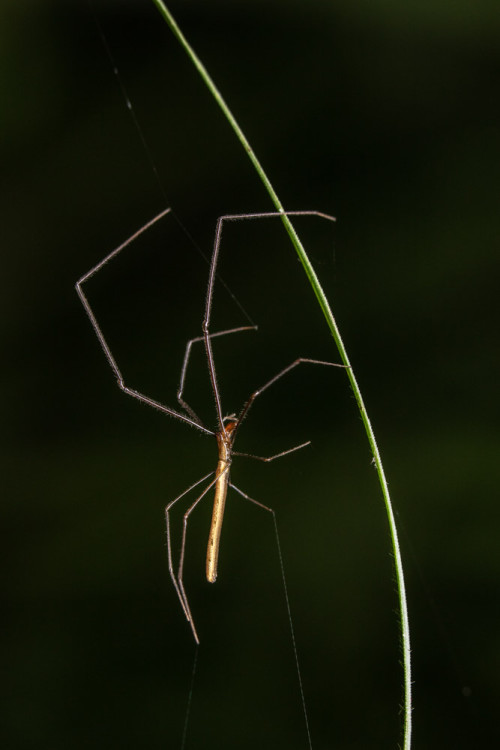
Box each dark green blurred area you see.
[2,0,499,747]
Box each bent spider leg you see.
[233,440,311,462]
[202,210,339,435]
[75,208,213,436]
[235,357,347,433]
[229,482,273,513]
[229,480,306,723]
[165,472,213,622]
[177,325,257,425]
[166,467,230,643]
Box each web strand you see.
[180,646,199,750]
[272,512,313,750]
[89,2,255,328]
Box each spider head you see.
[222,414,238,439]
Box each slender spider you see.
[76,208,344,642]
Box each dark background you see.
[2,1,499,748]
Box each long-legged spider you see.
[76,208,344,643]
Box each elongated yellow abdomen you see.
[206,459,230,582]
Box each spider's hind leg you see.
[165,471,218,644]
[229,482,274,514]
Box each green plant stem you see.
[151,1,412,747]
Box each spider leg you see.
[236,357,346,432]
[233,440,311,462]
[202,210,338,433]
[177,326,257,425]
[229,480,306,722]
[229,482,273,513]
[165,469,228,644]
[75,208,213,435]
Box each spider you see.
[76,208,344,642]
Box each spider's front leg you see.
[176,326,257,426]
[75,208,213,435]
